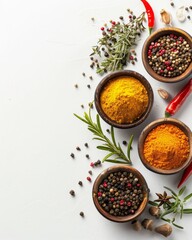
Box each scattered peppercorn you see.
[84,143,89,148]
[87,84,91,89]
[70,153,75,158]
[170,2,174,7]
[91,17,95,21]
[185,7,189,11]
[79,211,85,217]
[69,190,75,196]
[90,57,94,61]
[106,129,110,133]
[88,170,93,175]
[187,15,191,19]
[97,171,144,216]
[87,176,92,182]
[190,6,192,10]
[89,76,93,80]
[81,104,84,108]
[74,84,78,88]
[78,181,83,186]
[119,16,124,20]
[86,154,90,159]
[76,146,81,151]
[122,140,127,145]
[90,162,94,167]
[82,72,86,77]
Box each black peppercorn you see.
[69,190,75,196]
[79,211,84,217]
[76,146,81,151]
[86,154,90,159]
[84,143,88,148]
[78,181,83,186]
[70,153,75,158]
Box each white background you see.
[0,0,191,239]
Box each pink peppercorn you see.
[129,55,134,60]
[87,176,91,182]
[98,192,102,197]
[127,183,132,188]
[103,182,108,187]
[127,201,132,206]
[110,198,115,202]
[120,200,124,205]
[100,27,104,31]
[90,162,94,167]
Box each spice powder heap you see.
[100,76,149,124]
[143,124,190,170]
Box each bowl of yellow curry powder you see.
[94,70,154,128]
[138,118,192,174]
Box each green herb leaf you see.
[164,186,177,196]
[183,208,192,214]
[127,135,134,161]
[184,193,192,202]
[172,222,184,229]
[178,186,186,196]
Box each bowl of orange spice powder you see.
[138,118,192,174]
[94,70,153,128]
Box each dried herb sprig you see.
[149,186,192,229]
[74,108,133,164]
[90,12,146,74]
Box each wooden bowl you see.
[138,118,192,174]
[142,27,192,83]
[92,165,149,222]
[94,70,153,129]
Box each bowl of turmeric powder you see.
[138,118,192,174]
[94,70,154,128]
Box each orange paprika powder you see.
[143,124,190,170]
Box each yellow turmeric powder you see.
[100,76,149,124]
[143,124,190,170]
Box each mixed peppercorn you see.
[148,34,192,78]
[97,171,144,216]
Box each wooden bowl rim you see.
[92,165,149,222]
[94,70,154,129]
[142,27,192,83]
[138,118,192,175]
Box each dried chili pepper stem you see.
[165,78,192,117]
[178,162,192,188]
[140,0,155,34]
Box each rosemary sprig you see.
[90,11,146,74]
[149,186,192,229]
[74,108,133,164]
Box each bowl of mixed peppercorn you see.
[142,27,192,83]
[92,165,149,222]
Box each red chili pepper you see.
[165,79,192,117]
[140,0,155,34]
[178,162,192,188]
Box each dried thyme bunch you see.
[149,186,192,229]
[74,107,133,164]
[90,11,146,74]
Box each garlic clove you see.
[176,6,186,22]
[157,88,169,100]
[160,9,172,25]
